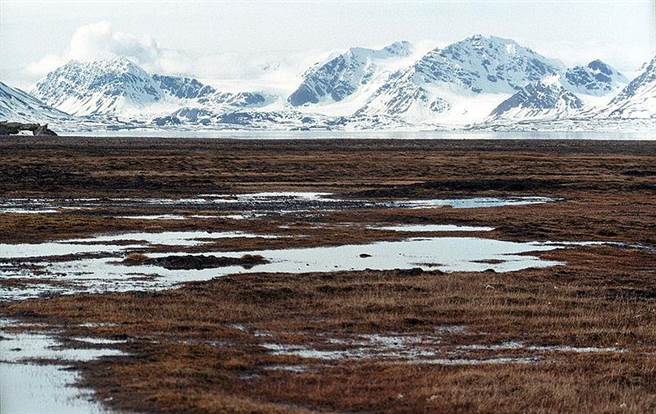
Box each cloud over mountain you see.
[27,21,190,78]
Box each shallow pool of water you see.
[1,236,566,300]
[0,321,123,414]
[0,230,268,260]
[389,196,553,209]
[0,194,553,217]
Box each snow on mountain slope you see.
[0,81,70,122]
[33,57,271,120]
[414,35,563,93]
[488,76,584,121]
[32,57,167,116]
[564,60,628,96]
[355,35,564,125]
[288,41,413,107]
[600,55,656,119]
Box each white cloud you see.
[25,21,321,94]
[26,21,192,78]
[27,54,67,77]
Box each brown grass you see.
[1,138,655,413]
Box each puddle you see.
[388,197,553,209]
[1,236,568,300]
[0,199,61,215]
[459,342,624,353]
[199,192,334,202]
[220,213,268,220]
[117,214,187,220]
[0,331,124,363]
[260,328,623,369]
[0,208,60,214]
[0,230,268,260]
[0,194,562,301]
[234,237,563,274]
[0,195,553,218]
[408,357,539,365]
[0,320,123,414]
[370,224,495,232]
[72,337,129,345]
[0,364,113,413]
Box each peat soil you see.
[0,137,655,413]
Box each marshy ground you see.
[0,137,655,413]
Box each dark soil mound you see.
[124,254,268,270]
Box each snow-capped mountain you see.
[488,76,584,121]
[32,57,269,119]
[0,81,70,122]
[32,57,165,116]
[564,60,628,96]
[355,35,565,124]
[13,35,648,132]
[288,41,413,106]
[601,56,656,118]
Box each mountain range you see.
[2,35,655,132]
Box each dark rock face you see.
[152,116,182,126]
[152,74,216,99]
[564,60,626,94]
[288,41,412,107]
[288,54,362,106]
[203,92,267,107]
[0,122,57,136]
[34,124,58,136]
[289,84,321,106]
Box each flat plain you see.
[1,137,655,413]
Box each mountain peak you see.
[489,79,583,121]
[32,57,161,116]
[603,54,656,118]
[410,35,562,94]
[564,59,627,96]
[288,41,413,106]
[382,41,413,57]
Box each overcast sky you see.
[1,0,655,90]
